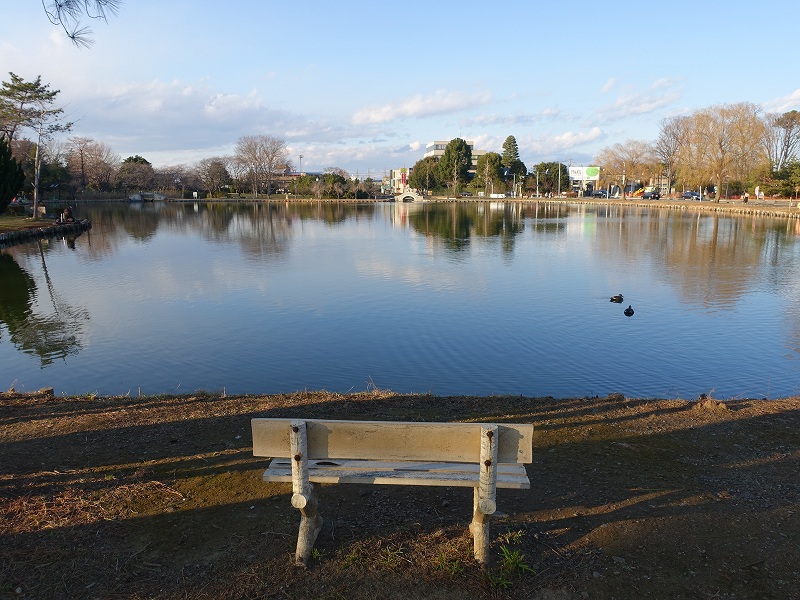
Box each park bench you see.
[251,418,534,567]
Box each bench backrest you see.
[251,418,533,464]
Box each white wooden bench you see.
[251,418,533,567]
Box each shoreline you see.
[5,385,798,402]
[0,218,91,248]
[1,195,798,247]
[6,195,800,224]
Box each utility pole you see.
[297,154,303,198]
[557,162,561,197]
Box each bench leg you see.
[294,483,323,568]
[470,487,491,565]
[470,422,497,565]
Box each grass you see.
[432,551,464,576]
[498,545,535,575]
[0,214,46,233]
[375,544,407,570]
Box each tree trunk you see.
[33,143,41,220]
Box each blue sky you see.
[2,1,799,176]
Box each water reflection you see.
[404,203,525,252]
[2,201,798,397]
[0,243,88,366]
[78,200,800,313]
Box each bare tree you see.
[67,136,119,192]
[42,0,122,48]
[594,140,656,199]
[763,110,800,171]
[234,135,287,198]
[325,167,350,179]
[155,164,193,197]
[654,116,687,197]
[678,103,766,202]
[194,157,231,196]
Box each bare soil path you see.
[1,389,798,599]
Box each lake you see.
[2,200,799,399]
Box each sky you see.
[2,0,800,177]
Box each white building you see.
[389,168,410,194]
[424,140,486,173]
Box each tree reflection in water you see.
[0,241,89,366]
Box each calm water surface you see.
[2,201,799,399]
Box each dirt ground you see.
[1,389,798,599]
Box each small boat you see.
[129,192,168,202]
[610,294,623,303]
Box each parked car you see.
[592,189,608,198]
[681,191,701,200]
[643,190,661,200]
[460,191,472,197]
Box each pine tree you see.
[0,137,25,212]
[501,136,520,168]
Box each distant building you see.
[389,168,410,194]
[424,140,486,174]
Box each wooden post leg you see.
[471,486,490,565]
[288,421,323,568]
[295,483,323,568]
[471,424,498,566]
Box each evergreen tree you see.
[408,156,441,192]
[474,152,503,195]
[438,138,472,196]
[0,73,71,218]
[0,137,25,212]
[501,136,520,168]
[0,73,63,142]
[41,0,122,48]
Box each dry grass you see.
[2,389,799,599]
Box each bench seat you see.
[263,458,531,488]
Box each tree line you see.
[4,70,800,215]
[1,73,386,213]
[409,107,800,202]
[407,136,569,198]
[596,103,800,201]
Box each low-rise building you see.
[424,140,486,174]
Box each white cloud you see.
[351,90,492,125]
[552,127,604,147]
[460,107,564,128]
[762,89,800,114]
[203,91,264,120]
[594,80,681,122]
[64,78,305,158]
[522,127,605,159]
[600,78,617,94]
